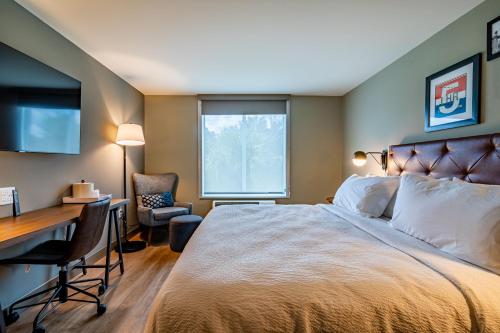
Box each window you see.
[199,97,290,198]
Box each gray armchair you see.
[132,173,192,229]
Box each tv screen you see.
[0,41,81,154]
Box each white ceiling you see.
[16,0,483,96]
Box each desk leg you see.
[104,211,113,289]
[65,224,72,241]
[112,210,125,274]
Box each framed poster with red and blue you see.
[424,53,481,132]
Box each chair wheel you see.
[33,325,46,333]
[98,285,106,296]
[97,303,107,315]
[6,311,20,324]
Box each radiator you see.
[212,200,276,209]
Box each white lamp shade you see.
[116,124,145,146]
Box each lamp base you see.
[115,240,146,253]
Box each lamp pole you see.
[115,123,147,253]
[123,145,127,201]
[123,144,128,225]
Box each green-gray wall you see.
[0,0,144,306]
[343,0,500,177]
[145,96,343,216]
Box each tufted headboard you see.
[387,133,500,185]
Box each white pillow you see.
[383,176,451,218]
[334,174,399,217]
[391,174,500,274]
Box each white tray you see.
[62,194,112,204]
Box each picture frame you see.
[424,53,481,132]
[487,16,500,61]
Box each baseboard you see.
[2,226,140,313]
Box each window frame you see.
[198,95,291,199]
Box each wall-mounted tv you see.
[0,41,81,154]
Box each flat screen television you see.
[0,41,81,154]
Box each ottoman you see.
[169,214,203,252]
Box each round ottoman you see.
[169,215,203,252]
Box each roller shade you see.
[201,99,287,115]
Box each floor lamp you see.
[115,123,147,253]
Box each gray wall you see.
[343,0,500,177]
[145,96,343,216]
[0,0,144,306]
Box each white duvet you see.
[145,204,500,333]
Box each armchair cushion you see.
[153,207,189,221]
[141,192,174,209]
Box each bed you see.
[145,133,500,333]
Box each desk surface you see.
[0,198,129,251]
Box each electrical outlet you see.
[0,187,15,206]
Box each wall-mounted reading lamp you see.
[352,150,388,171]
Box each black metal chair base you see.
[116,240,147,253]
[5,267,106,333]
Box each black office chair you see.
[0,199,111,333]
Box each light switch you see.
[0,187,15,206]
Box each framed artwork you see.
[487,16,500,61]
[424,53,481,132]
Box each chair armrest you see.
[137,206,154,225]
[174,202,193,214]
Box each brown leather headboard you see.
[387,133,500,185]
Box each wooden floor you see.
[8,235,180,333]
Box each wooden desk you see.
[0,199,129,328]
[0,199,128,250]
[0,198,129,289]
